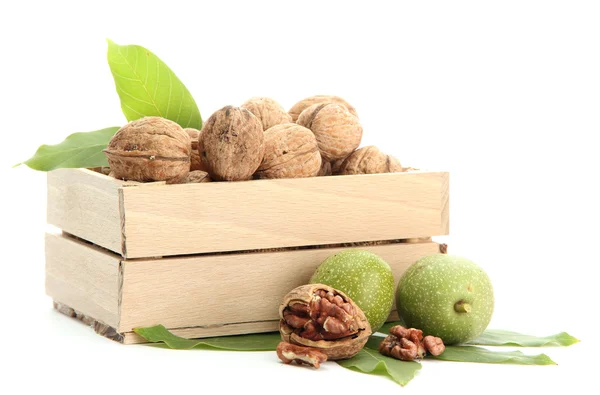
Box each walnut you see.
[104,117,191,182]
[379,325,445,361]
[254,123,321,179]
[184,128,207,172]
[296,103,362,162]
[279,284,372,360]
[338,146,402,175]
[331,157,347,175]
[289,95,358,122]
[276,342,328,369]
[198,106,265,181]
[318,160,332,176]
[242,97,292,131]
[184,170,212,183]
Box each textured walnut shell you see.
[104,117,191,182]
[297,103,362,162]
[184,170,212,183]
[331,157,347,175]
[254,123,321,179]
[318,160,332,176]
[198,106,265,181]
[339,146,403,175]
[289,95,358,122]
[242,97,292,131]
[184,128,207,172]
[279,284,372,360]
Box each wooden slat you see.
[121,171,449,258]
[47,169,125,255]
[118,241,440,332]
[45,233,121,328]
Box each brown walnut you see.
[276,342,328,369]
[198,106,265,181]
[318,160,332,176]
[279,284,372,360]
[338,146,402,175]
[242,97,292,131]
[254,123,321,179]
[296,103,362,162]
[289,95,358,122]
[184,128,207,172]
[330,157,347,175]
[184,170,212,183]
[104,117,191,182]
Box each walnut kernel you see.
[198,106,265,181]
[289,95,358,122]
[254,123,321,179]
[103,117,191,182]
[242,97,292,131]
[296,103,362,162]
[276,342,328,369]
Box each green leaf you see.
[16,127,119,171]
[337,337,422,387]
[431,345,556,365]
[134,325,280,351]
[106,39,202,129]
[468,329,579,347]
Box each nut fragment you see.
[104,117,191,182]
[379,325,445,361]
[184,128,207,172]
[338,146,402,175]
[254,123,321,179]
[242,97,292,131]
[330,157,347,175]
[184,170,212,183]
[318,160,332,176]
[297,103,362,162]
[198,106,264,181]
[279,284,371,360]
[289,95,358,122]
[276,342,328,369]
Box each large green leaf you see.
[432,345,556,365]
[467,329,579,347]
[337,337,422,387]
[134,325,280,351]
[107,40,202,129]
[16,127,119,171]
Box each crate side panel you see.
[45,233,121,328]
[47,169,124,255]
[118,241,440,332]
[122,171,448,258]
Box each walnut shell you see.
[318,160,332,176]
[289,95,358,122]
[198,106,265,181]
[184,128,207,172]
[297,103,362,162]
[184,170,212,183]
[104,117,191,182]
[254,123,321,179]
[339,146,403,175]
[279,284,372,360]
[242,97,292,131]
[331,157,347,175]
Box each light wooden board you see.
[118,240,441,332]
[121,170,450,258]
[47,168,126,255]
[45,233,121,328]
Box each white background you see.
[1,1,598,393]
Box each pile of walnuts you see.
[103,95,404,183]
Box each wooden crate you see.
[45,168,449,343]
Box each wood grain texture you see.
[47,169,125,255]
[45,233,121,328]
[118,241,440,332]
[121,170,450,258]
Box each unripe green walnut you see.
[396,254,494,345]
[310,249,395,332]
